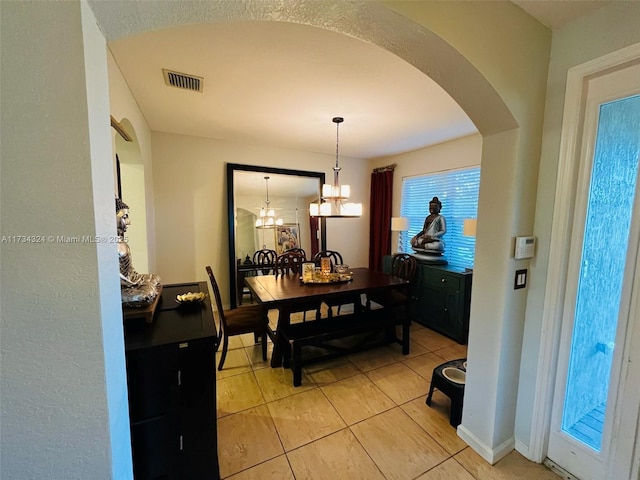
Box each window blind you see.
[399,167,480,268]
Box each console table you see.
[124,281,220,480]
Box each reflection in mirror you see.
[227,164,326,308]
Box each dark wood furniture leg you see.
[270,306,291,368]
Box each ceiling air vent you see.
[162,69,203,93]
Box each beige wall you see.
[1,2,132,478]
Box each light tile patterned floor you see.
[216,322,560,480]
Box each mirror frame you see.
[227,163,327,308]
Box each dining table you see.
[244,267,410,369]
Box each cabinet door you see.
[179,418,219,479]
[177,339,219,480]
[127,345,180,421]
[177,339,216,409]
[131,415,180,479]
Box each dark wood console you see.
[124,281,220,480]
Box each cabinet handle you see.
[179,342,189,349]
[179,435,183,451]
[177,370,182,386]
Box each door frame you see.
[528,42,640,479]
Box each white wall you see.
[107,50,157,272]
[515,1,640,458]
[120,162,149,271]
[150,131,369,306]
[0,2,132,478]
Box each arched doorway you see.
[90,0,529,466]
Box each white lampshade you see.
[463,218,477,237]
[322,183,350,200]
[309,201,361,217]
[391,217,409,232]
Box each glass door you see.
[547,62,640,480]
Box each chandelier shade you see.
[309,117,363,218]
[255,176,283,229]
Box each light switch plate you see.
[514,269,527,289]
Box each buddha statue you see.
[410,196,446,255]
[117,198,161,307]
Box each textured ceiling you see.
[109,20,477,159]
[100,0,610,160]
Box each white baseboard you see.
[515,438,530,458]
[457,424,515,465]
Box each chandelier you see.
[255,176,283,229]
[309,117,363,217]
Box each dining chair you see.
[275,251,321,321]
[366,253,417,311]
[312,250,359,318]
[275,250,306,275]
[312,250,343,269]
[252,248,277,275]
[238,255,256,304]
[206,265,269,370]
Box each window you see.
[399,167,480,268]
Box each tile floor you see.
[215,320,560,480]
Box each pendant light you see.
[309,117,363,217]
[255,176,283,229]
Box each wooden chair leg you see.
[402,319,410,355]
[261,332,267,361]
[292,342,302,387]
[218,335,229,371]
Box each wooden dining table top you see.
[244,267,408,307]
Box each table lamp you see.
[391,216,409,253]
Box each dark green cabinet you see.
[125,282,219,480]
[384,257,472,344]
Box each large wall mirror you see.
[227,163,326,308]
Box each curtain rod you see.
[373,163,397,173]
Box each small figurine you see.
[410,196,446,254]
[117,198,161,307]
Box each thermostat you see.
[514,236,536,259]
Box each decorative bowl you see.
[176,292,207,304]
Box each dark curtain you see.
[368,168,394,271]
[309,216,319,257]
